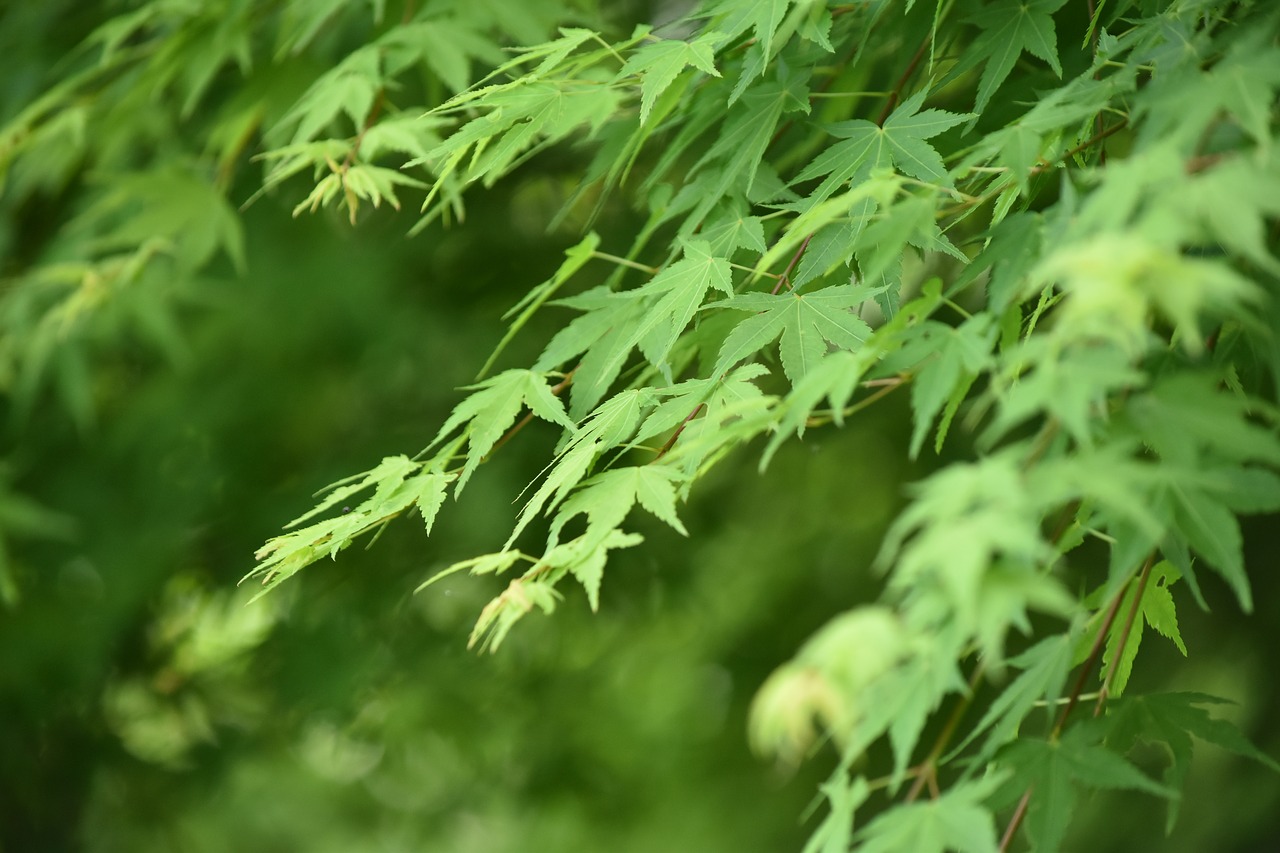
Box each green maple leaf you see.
[708,0,808,68]
[248,452,457,596]
[700,211,768,257]
[1135,38,1280,149]
[427,369,577,493]
[1169,482,1249,611]
[710,283,874,384]
[507,388,654,547]
[965,0,1068,114]
[1099,560,1188,698]
[952,634,1074,762]
[540,241,732,412]
[909,315,997,459]
[996,724,1175,853]
[759,279,945,468]
[854,776,1001,853]
[633,364,774,473]
[629,239,734,373]
[619,30,721,124]
[634,363,770,448]
[534,287,649,418]
[1106,692,1280,832]
[550,465,687,540]
[682,69,810,234]
[794,91,971,206]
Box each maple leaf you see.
[995,723,1174,853]
[535,287,650,418]
[965,0,1068,114]
[507,388,654,547]
[681,68,810,234]
[427,369,576,493]
[855,776,1002,853]
[547,465,688,552]
[247,453,456,597]
[707,0,816,70]
[1106,692,1280,832]
[1099,560,1187,697]
[710,283,874,384]
[909,315,998,459]
[634,363,770,449]
[794,91,971,206]
[619,30,721,125]
[628,239,734,373]
[953,634,1074,762]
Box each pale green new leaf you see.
[415,549,527,593]
[507,388,653,546]
[428,369,576,493]
[248,453,455,596]
[548,465,688,550]
[469,576,562,652]
[538,529,645,611]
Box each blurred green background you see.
[1,2,1277,851]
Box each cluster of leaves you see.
[8,0,1280,849]
[242,0,1280,848]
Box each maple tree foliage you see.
[3,0,1280,850]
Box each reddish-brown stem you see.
[998,557,1150,849]
[1095,555,1156,715]
[877,34,931,126]
[343,91,387,170]
[771,233,815,294]
[998,791,1033,853]
[904,660,988,803]
[1054,573,1130,733]
[653,403,706,460]
[1030,120,1127,174]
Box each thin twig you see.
[1030,120,1127,174]
[1095,555,1156,714]
[904,660,988,803]
[771,233,814,294]
[997,559,1147,850]
[877,35,931,125]
[653,403,705,460]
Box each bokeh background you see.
[2,2,1277,851]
